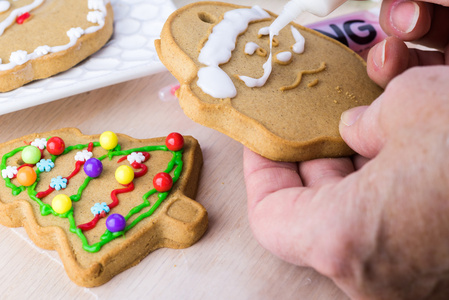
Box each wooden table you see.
[0,0,380,298]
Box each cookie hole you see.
[198,12,216,24]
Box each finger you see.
[299,157,355,187]
[366,36,445,88]
[339,98,386,158]
[243,147,302,210]
[352,154,370,170]
[380,0,449,50]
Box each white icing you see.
[276,51,292,62]
[10,50,27,65]
[197,5,310,96]
[238,53,272,88]
[87,10,105,24]
[0,0,110,71]
[88,0,104,10]
[198,5,269,67]
[244,42,260,55]
[258,26,269,36]
[0,1,10,13]
[34,45,51,56]
[197,5,270,98]
[197,66,237,99]
[291,26,305,54]
[238,20,307,89]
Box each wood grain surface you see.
[0,0,380,299]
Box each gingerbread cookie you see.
[0,128,207,287]
[155,2,383,161]
[0,0,113,92]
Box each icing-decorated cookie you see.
[155,2,383,161]
[0,128,207,287]
[0,0,114,92]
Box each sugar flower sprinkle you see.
[127,152,145,164]
[31,138,47,150]
[75,150,93,162]
[1,166,18,179]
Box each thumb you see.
[339,98,386,158]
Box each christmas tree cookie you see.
[0,128,207,287]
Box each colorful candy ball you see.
[115,165,134,185]
[84,158,103,178]
[52,194,72,214]
[46,137,65,155]
[16,166,37,187]
[106,214,126,232]
[99,131,118,150]
[22,145,41,164]
[165,132,184,151]
[153,172,173,192]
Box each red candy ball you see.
[165,132,184,151]
[47,137,65,155]
[153,172,173,192]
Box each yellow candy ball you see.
[99,131,118,150]
[115,165,135,185]
[52,194,72,214]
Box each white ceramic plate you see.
[0,0,176,115]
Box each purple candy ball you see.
[83,158,103,178]
[106,214,126,232]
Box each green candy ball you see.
[22,146,41,164]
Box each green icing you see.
[1,138,184,253]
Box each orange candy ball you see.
[16,166,37,187]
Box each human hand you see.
[244,2,449,299]
[244,66,449,299]
[367,0,449,87]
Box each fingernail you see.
[341,107,365,127]
[373,39,386,68]
[391,1,420,34]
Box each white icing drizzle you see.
[238,25,307,88]
[291,26,305,54]
[276,51,292,63]
[0,0,110,71]
[197,66,237,99]
[197,5,270,99]
[0,1,10,13]
[238,52,272,88]
[258,26,269,36]
[197,6,309,97]
[244,42,260,55]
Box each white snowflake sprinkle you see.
[2,166,18,179]
[127,152,145,164]
[75,150,93,162]
[31,138,47,150]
